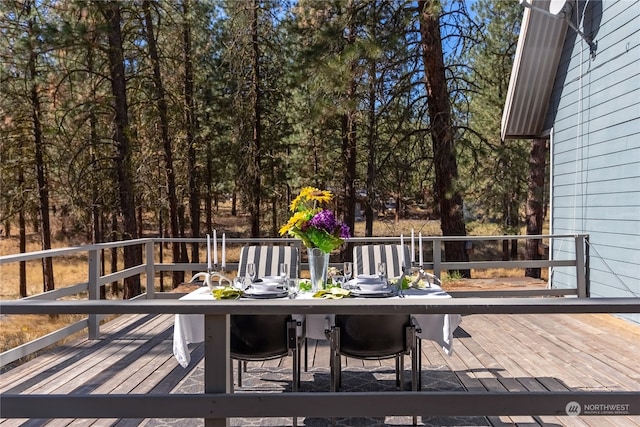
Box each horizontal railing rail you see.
[0,233,588,366]
[2,298,639,424]
[3,392,639,419]
[3,297,639,316]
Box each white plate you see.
[247,284,286,293]
[351,289,395,298]
[242,289,288,299]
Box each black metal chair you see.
[231,314,304,426]
[231,314,303,391]
[332,244,420,424]
[325,314,419,393]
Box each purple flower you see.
[339,223,351,239]
[307,209,337,233]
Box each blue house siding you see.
[546,0,640,324]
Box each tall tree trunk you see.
[144,0,182,286]
[178,204,190,270]
[271,152,278,236]
[99,1,142,299]
[26,2,55,292]
[342,8,357,260]
[342,109,357,231]
[249,0,262,238]
[19,163,27,298]
[365,39,377,238]
[271,195,278,237]
[418,1,469,277]
[110,212,119,296]
[87,34,101,249]
[183,0,200,264]
[205,114,213,234]
[231,187,237,216]
[526,138,547,278]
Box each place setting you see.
[236,262,291,299]
[343,262,398,298]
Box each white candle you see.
[400,234,405,267]
[419,232,423,266]
[207,234,212,270]
[213,229,218,266]
[221,233,226,269]
[411,229,415,263]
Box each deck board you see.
[1,312,639,426]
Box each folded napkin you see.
[313,287,351,299]
[356,274,383,284]
[212,287,243,300]
[250,282,285,293]
[352,275,386,292]
[259,275,285,283]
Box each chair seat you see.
[230,314,303,395]
[231,315,294,360]
[326,313,418,393]
[335,314,411,359]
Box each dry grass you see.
[1,206,548,356]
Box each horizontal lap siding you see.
[547,0,640,317]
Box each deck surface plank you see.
[1,312,639,426]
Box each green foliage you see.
[444,270,464,282]
[0,0,529,242]
[457,0,529,232]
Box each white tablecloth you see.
[172,285,462,368]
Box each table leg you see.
[205,314,231,427]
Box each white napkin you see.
[260,276,285,283]
[356,274,383,284]
[352,274,387,291]
[251,277,285,293]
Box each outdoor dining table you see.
[173,284,462,368]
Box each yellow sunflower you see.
[290,186,333,212]
[279,211,310,235]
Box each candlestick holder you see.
[190,266,232,290]
[404,264,435,288]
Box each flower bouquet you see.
[280,186,351,291]
[279,187,350,253]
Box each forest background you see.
[0,0,547,299]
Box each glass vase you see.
[307,247,329,292]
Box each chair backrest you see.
[334,314,412,359]
[237,245,299,279]
[353,244,410,278]
[230,315,293,361]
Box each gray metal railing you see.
[0,234,588,366]
[2,297,639,425]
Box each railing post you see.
[87,248,100,339]
[584,235,590,297]
[145,241,155,299]
[433,239,441,278]
[575,235,587,298]
[204,314,231,427]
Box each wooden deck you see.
[1,312,639,427]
